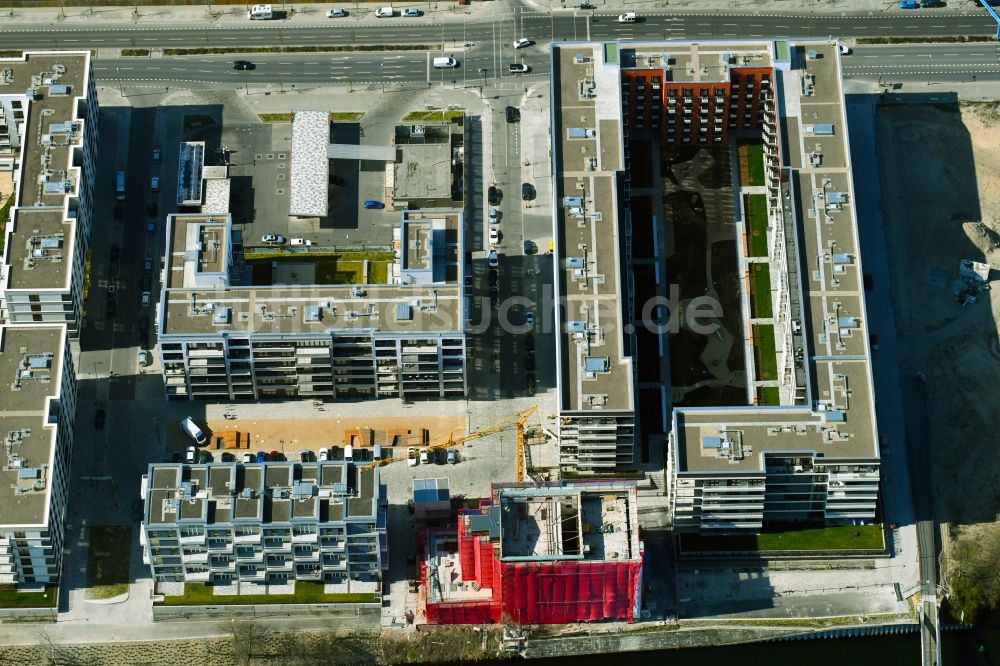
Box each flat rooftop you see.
[160,209,464,337]
[0,326,66,527]
[661,39,880,474]
[0,52,89,291]
[144,461,380,527]
[289,110,329,218]
[164,213,232,289]
[394,124,454,202]
[496,484,640,562]
[552,43,634,415]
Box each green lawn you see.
[86,525,132,600]
[750,263,773,319]
[402,110,465,122]
[680,524,885,553]
[745,194,769,257]
[160,581,378,606]
[368,261,389,284]
[758,386,780,406]
[0,585,58,608]
[0,194,13,253]
[745,142,766,187]
[753,324,777,381]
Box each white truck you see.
[247,4,274,19]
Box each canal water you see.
[511,612,1000,665]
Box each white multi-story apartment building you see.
[140,460,386,589]
[0,52,99,337]
[0,325,77,588]
[155,211,467,401]
[550,39,880,531]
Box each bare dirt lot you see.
[876,101,1000,536]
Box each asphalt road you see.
[2,10,997,51]
[92,42,1000,87]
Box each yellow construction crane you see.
[361,406,538,472]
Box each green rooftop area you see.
[750,263,773,319]
[757,386,780,406]
[744,142,766,187]
[158,582,379,606]
[680,523,885,553]
[745,193,769,257]
[753,323,777,382]
[0,585,58,608]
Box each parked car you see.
[512,38,533,49]
[197,450,212,464]
[256,451,268,463]
[434,449,447,464]
[141,291,151,307]
[180,417,208,445]
[146,221,156,235]
[488,250,499,268]
[137,349,150,367]
[489,227,500,247]
[221,452,236,462]
[242,452,254,463]
[407,446,419,466]
[319,447,330,461]
[525,311,534,328]
[144,256,153,272]
[447,449,458,464]
[150,176,160,192]
[419,448,431,465]
[152,147,162,163]
[508,63,530,74]
[364,199,385,209]
[839,44,852,55]
[299,450,312,462]
[488,185,502,205]
[261,233,286,244]
[233,60,256,70]
[401,7,421,16]
[521,182,534,200]
[186,446,197,463]
[523,240,535,255]
[93,408,106,430]
[506,106,520,123]
[326,7,347,17]
[290,238,314,246]
[375,6,393,17]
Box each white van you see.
[617,12,637,22]
[375,6,393,17]
[344,444,354,462]
[433,56,458,69]
[248,4,273,19]
[180,417,207,446]
[373,444,383,461]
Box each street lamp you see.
[478,67,488,92]
[380,62,385,93]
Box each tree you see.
[946,524,1000,621]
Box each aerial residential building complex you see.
[0,326,76,588]
[424,481,644,624]
[551,40,880,531]
[155,210,467,401]
[0,52,98,336]
[140,460,386,588]
[0,52,94,589]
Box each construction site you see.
[875,100,1000,550]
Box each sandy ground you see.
[876,101,1000,535]
[167,415,467,456]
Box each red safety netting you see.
[497,559,643,624]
